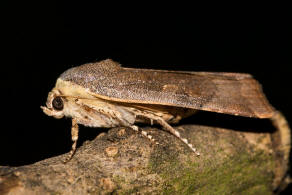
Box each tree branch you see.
[0,123,290,194]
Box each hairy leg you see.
[64,118,79,163]
[136,113,200,155]
[130,125,159,144]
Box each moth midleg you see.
[136,113,200,155]
[64,118,79,163]
[130,125,158,144]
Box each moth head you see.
[41,89,65,119]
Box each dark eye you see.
[52,96,63,111]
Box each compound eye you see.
[52,96,63,111]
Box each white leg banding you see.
[137,113,200,155]
[64,118,79,163]
[130,125,159,144]
[130,125,139,132]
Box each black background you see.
[1,2,291,193]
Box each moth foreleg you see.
[64,118,79,163]
[136,113,200,155]
[130,125,159,145]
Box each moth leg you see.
[64,118,79,163]
[137,113,200,155]
[270,111,291,162]
[130,125,159,144]
[150,119,153,126]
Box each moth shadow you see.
[180,111,275,133]
[77,126,108,146]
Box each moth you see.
[41,59,290,162]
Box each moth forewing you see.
[42,59,288,162]
[60,59,275,118]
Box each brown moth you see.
[41,59,290,162]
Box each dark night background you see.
[1,2,291,193]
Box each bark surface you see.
[0,122,290,194]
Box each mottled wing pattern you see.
[60,59,275,118]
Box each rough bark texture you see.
[0,123,290,194]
